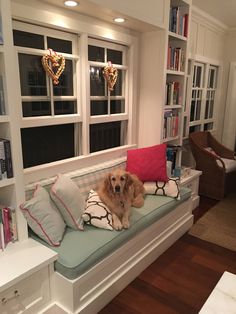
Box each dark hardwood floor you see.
[99,196,236,314]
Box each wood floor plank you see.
[99,196,236,314]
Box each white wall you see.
[138,30,167,147]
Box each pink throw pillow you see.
[126,144,168,182]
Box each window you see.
[189,61,218,134]
[13,22,131,168]
[88,39,128,153]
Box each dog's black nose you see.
[115,185,120,193]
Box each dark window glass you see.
[47,37,72,54]
[107,49,122,64]
[204,122,213,131]
[110,99,125,114]
[189,125,201,133]
[195,66,202,87]
[13,30,44,49]
[88,45,105,62]
[21,124,75,168]
[18,54,47,96]
[22,101,51,117]
[90,121,122,153]
[90,66,105,96]
[54,101,76,115]
[205,100,209,119]
[90,100,108,115]
[190,101,195,121]
[53,60,73,96]
[110,69,122,96]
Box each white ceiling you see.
[192,0,236,29]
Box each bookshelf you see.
[163,0,191,170]
[0,0,27,245]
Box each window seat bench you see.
[25,157,193,314]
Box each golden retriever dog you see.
[97,168,145,230]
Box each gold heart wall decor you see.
[103,61,118,91]
[42,48,65,85]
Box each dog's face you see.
[107,169,132,194]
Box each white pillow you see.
[50,174,85,230]
[144,177,180,200]
[20,185,66,246]
[82,190,113,230]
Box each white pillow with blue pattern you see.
[82,190,113,230]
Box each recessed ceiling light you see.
[64,1,79,7]
[113,17,125,23]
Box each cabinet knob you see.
[1,290,20,305]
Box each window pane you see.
[190,100,195,121]
[22,101,51,117]
[53,60,74,96]
[205,100,209,119]
[21,124,75,168]
[196,100,201,120]
[88,45,104,62]
[204,122,213,131]
[90,121,126,153]
[47,37,72,54]
[18,54,47,96]
[90,66,105,96]
[110,99,125,114]
[54,101,76,115]
[196,66,202,87]
[189,125,201,133]
[13,30,44,49]
[110,69,122,96]
[90,100,108,115]
[107,49,122,65]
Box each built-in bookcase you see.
[163,0,191,170]
[0,0,27,248]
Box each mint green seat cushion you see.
[31,188,191,279]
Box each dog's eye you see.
[111,176,116,181]
[120,176,125,181]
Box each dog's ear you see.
[104,173,112,192]
[125,172,133,189]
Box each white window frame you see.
[189,60,219,133]
[88,38,129,125]
[13,21,82,129]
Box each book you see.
[0,75,6,115]
[9,207,18,242]
[0,140,7,179]
[0,138,13,178]
[2,207,12,244]
[0,211,4,251]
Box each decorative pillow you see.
[50,174,85,230]
[144,177,180,199]
[82,190,113,230]
[205,147,219,157]
[126,144,168,182]
[20,185,66,246]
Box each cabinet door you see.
[0,267,50,314]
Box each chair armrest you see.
[209,134,235,159]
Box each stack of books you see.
[0,138,13,179]
[166,81,180,106]
[0,206,18,251]
[167,46,184,72]
[169,6,189,37]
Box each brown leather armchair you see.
[189,131,236,200]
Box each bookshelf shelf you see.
[166,70,185,76]
[168,31,187,41]
[0,178,15,188]
[164,105,182,109]
[0,115,9,123]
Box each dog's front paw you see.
[113,220,123,231]
[122,218,130,229]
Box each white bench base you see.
[50,198,193,314]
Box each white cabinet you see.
[181,169,201,209]
[0,239,57,314]
[0,268,50,314]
